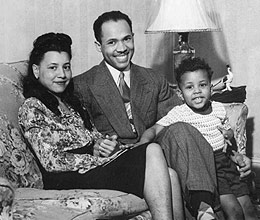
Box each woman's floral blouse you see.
[18,97,109,174]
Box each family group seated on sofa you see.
[0,10,257,220]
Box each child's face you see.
[179,69,212,111]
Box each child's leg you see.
[237,194,258,220]
[215,150,256,220]
[220,194,244,220]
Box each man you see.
[74,10,251,219]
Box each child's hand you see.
[237,155,252,179]
[229,150,252,179]
[230,150,246,167]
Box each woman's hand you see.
[93,135,118,157]
[119,143,134,150]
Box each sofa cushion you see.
[13,188,149,220]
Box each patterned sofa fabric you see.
[13,188,150,220]
[0,115,43,189]
[0,177,15,220]
[223,102,248,155]
[0,62,43,189]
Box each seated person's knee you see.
[146,143,163,156]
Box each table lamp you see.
[145,0,220,70]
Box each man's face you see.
[96,19,134,71]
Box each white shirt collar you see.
[105,62,130,87]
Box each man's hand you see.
[93,135,118,157]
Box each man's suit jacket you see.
[73,61,181,144]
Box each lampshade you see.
[145,0,220,33]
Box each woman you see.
[18,32,184,220]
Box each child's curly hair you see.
[175,57,214,85]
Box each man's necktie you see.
[118,72,130,103]
[118,72,136,133]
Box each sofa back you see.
[0,61,43,188]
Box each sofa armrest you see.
[223,103,248,155]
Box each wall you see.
[0,0,259,170]
[216,0,260,185]
[0,0,154,76]
[213,1,260,168]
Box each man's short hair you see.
[93,11,132,43]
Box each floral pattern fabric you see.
[0,115,43,188]
[18,97,110,174]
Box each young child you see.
[140,57,257,220]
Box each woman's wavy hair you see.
[22,32,93,130]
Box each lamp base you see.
[173,32,195,69]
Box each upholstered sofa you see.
[0,61,248,220]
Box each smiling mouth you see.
[117,54,127,57]
[115,54,128,62]
[193,97,203,103]
[55,81,67,85]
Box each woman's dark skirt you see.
[42,143,148,198]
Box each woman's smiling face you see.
[32,51,72,94]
